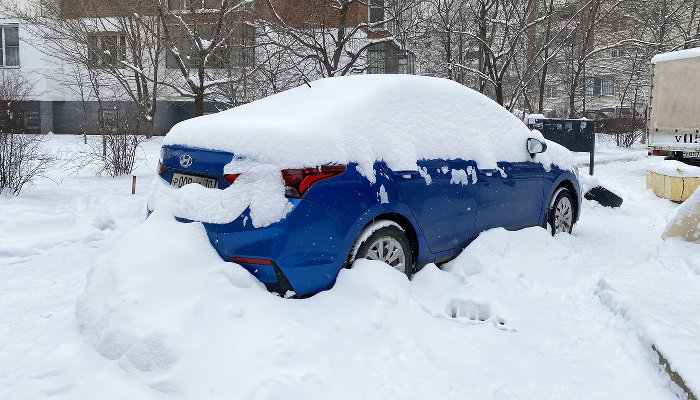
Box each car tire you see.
[547,188,575,235]
[351,223,414,278]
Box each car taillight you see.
[224,174,240,185]
[229,257,273,265]
[281,165,346,198]
[652,150,668,157]
[158,160,169,175]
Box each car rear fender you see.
[340,201,435,271]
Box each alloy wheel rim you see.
[554,196,573,233]
[364,237,406,272]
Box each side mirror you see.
[527,138,547,156]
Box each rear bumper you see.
[203,198,355,296]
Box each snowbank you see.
[596,238,700,396]
[651,47,700,64]
[74,215,676,399]
[4,134,696,400]
[164,75,575,179]
[663,186,700,242]
[75,210,266,374]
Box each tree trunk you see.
[195,92,205,117]
[446,29,452,80]
[538,63,547,113]
[495,79,504,106]
[143,113,155,138]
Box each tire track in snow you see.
[595,280,697,400]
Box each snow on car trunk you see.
[148,161,293,227]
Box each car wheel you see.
[547,188,574,235]
[351,222,414,278]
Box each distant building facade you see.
[0,0,416,135]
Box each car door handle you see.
[393,170,420,178]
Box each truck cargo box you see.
[647,48,700,161]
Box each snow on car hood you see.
[164,75,574,179]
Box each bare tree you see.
[0,70,34,100]
[558,0,625,117]
[0,71,54,195]
[115,0,258,116]
[630,0,697,52]
[13,0,164,137]
[418,0,471,82]
[418,0,573,111]
[258,0,415,78]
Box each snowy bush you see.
[0,133,54,195]
[0,70,33,100]
[81,130,143,177]
[620,129,644,148]
[599,117,645,148]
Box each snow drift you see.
[663,186,700,242]
[74,213,675,399]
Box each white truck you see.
[647,48,700,164]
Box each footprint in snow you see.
[445,299,511,330]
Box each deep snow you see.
[1,134,698,399]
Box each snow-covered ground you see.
[1,135,698,399]
[574,133,648,167]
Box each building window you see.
[167,23,255,69]
[99,108,119,130]
[24,111,40,129]
[1,26,20,67]
[545,84,558,99]
[611,48,625,58]
[584,78,593,96]
[165,25,187,69]
[367,42,415,75]
[88,33,126,68]
[585,76,615,96]
[601,77,614,95]
[367,49,386,74]
[168,0,204,11]
[230,24,255,67]
[398,52,415,74]
[369,0,385,24]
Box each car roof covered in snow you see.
[164,75,571,177]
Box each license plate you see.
[683,152,700,158]
[171,173,218,189]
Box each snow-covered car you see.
[149,75,581,295]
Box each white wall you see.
[1,11,68,101]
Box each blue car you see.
[153,76,580,296]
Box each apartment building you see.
[0,0,416,135]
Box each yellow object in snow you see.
[646,170,700,202]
